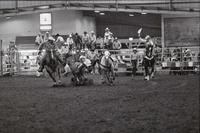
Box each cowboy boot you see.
[144,75,150,81]
[38,64,44,72]
[150,72,155,79]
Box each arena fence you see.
[0,50,18,76]
[0,46,199,76]
[97,47,200,75]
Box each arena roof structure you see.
[0,0,199,17]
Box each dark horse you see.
[42,50,62,86]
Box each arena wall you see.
[161,14,200,48]
[0,10,96,50]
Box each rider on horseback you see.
[37,36,65,72]
[100,50,115,83]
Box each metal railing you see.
[96,46,200,74]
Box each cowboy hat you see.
[79,55,86,59]
[145,35,151,40]
[105,27,110,31]
[104,50,110,56]
[48,36,55,41]
[133,48,137,51]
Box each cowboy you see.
[131,48,139,78]
[60,42,70,61]
[100,50,115,83]
[55,34,64,49]
[75,55,92,77]
[104,28,114,49]
[66,34,74,50]
[73,33,82,50]
[183,48,192,61]
[82,31,90,50]
[113,37,121,50]
[35,33,43,46]
[143,35,155,80]
[89,31,97,50]
[37,37,65,72]
[101,51,114,71]
[44,32,50,42]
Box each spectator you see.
[171,50,178,61]
[113,37,121,50]
[89,31,97,50]
[82,31,90,50]
[44,32,50,42]
[35,33,43,46]
[104,27,114,49]
[87,50,98,74]
[60,42,70,61]
[131,48,139,78]
[55,34,64,49]
[97,36,104,49]
[175,47,181,61]
[66,34,74,50]
[73,33,82,50]
[184,48,192,61]
[24,56,32,69]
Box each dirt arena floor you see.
[0,74,199,133]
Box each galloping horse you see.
[42,50,63,86]
[38,38,64,86]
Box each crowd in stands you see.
[35,27,122,52]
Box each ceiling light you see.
[94,10,100,13]
[141,12,147,15]
[99,12,105,15]
[129,14,134,17]
[38,6,49,9]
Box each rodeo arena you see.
[0,0,199,133]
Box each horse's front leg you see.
[150,58,155,78]
[46,67,57,85]
[57,68,62,84]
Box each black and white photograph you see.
[0,0,199,133]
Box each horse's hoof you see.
[58,80,62,85]
[144,76,150,81]
[108,82,114,86]
[101,81,106,84]
[52,83,58,87]
[88,79,94,85]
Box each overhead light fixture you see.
[129,14,134,17]
[38,5,49,9]
[141,12,147,15]
[94,10,100,13]
[99,12,105,15]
